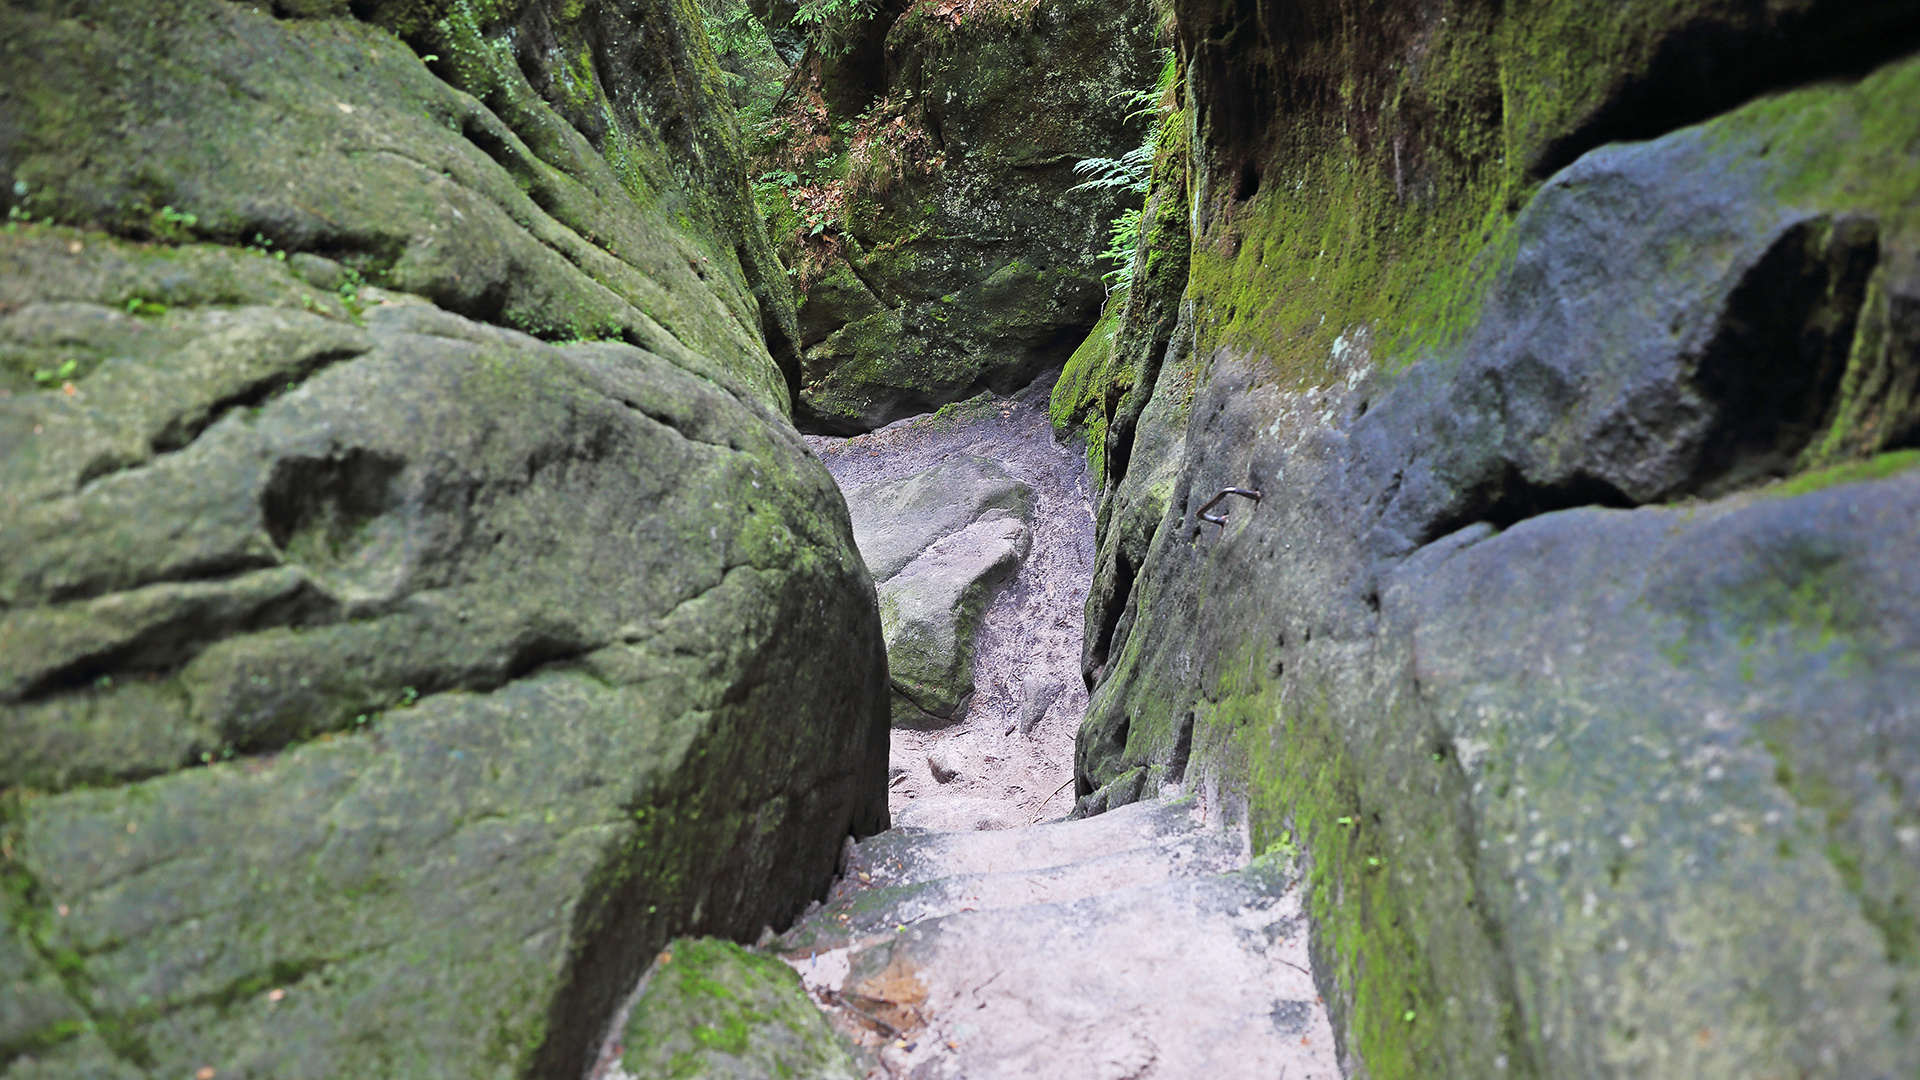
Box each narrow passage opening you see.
[805,370,1097,831]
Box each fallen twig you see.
[1025,776,1077,826]
[837,989,925,1038]
[820,989,905,1039]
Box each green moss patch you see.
[1769,449,1920,499]
[621,937,861,1080]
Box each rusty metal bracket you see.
[1196,487,1261,525]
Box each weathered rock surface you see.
[1070,6,1920,1079]
[877,517,1030,724]
[0,232,888,1080]
[843,455,1033,724]
[0,2,887,1076]
[761,0,1163,432]
[605,937,862,1080]
[776,796,1341,1079]
[1,0,801,409]
[842,453,1033,584]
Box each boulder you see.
[877,516,1031,724]
[1015,671,1065,735]
[842,454,1034,583]
[0,230,889,1080]
[0,0,801,410]
[842,456,1033,724]
[611,937,862,1080]
[0,2,887,1077]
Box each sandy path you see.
[807,372,1096,831]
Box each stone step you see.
[878,797,1238,884]
[781,798,1246,953]
[779,797,1343,1079]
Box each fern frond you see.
[1068,142,1154,194]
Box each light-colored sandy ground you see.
[780,798,1344,1080]
[807,373,1096,831]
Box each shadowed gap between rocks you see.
[1685,214,1883,495]
[1529,2,1920,179]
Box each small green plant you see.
[755,169,801,192]
[790,0,880,56]
[1068,143,1157,195]
[31,359,78,386]
[148,204,198,241]
[1263,829,1300,859]
[1088,206,1144,292]
[124,296,168,317]
[336,266,366,310]
[4,180,28,230]
[1070,50,1179,293]
[245,232,288,261]
[750,169,805,226]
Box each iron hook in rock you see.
[1195,487,1261,525]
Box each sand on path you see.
[807,372,1096,832]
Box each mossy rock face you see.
[616,937,861,1080]
[0,0,799,411]
[1049,104,1193,495]
[773,0,1162,433]
[0,1,887,1072]
[0,226,889,1079]
[1077,12,1920,1080]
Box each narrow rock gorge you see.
[3,0,1918,1078]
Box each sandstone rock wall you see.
[0,2,887,1076]
[761,0,1163,432]
[1069,3,1920,1077]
